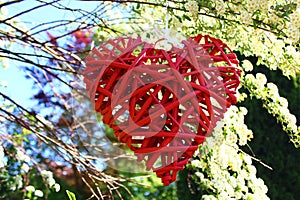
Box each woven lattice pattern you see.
[84,34,241,186]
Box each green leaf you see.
[174,15,182,23]
[66,190,76,200]
[183,14,191,21]
[132,9,141,15]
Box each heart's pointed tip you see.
[163,181,171,186]
[154,167,178,186]
[161,175,173,186]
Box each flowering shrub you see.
[0,141,61,199]
[243,73,299,147]
[190,106,269,199]
[180,0,299,198]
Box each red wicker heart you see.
[84,34,241,186]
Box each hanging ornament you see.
[84,34,241,186]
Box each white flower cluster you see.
[237,1,300,43]
[217,24,299,77]
[10,174,23,191]
[15,148,31,173]
[214,0,226,15]
[185,0,199,18]
[245,0,269,13]
[0,145,24,191]
[191,106,269,199]
[236,0,297,29]
[261,31,299,76]
[244,73,300,147]
[41,170,61,192]
[0,142,61,197]
[241,60,253,72]
[23,170,60,199]
[25,185,44,199]
[286,8,300,43]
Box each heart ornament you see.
[84,34,241,186]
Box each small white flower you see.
[243,154,252,165]
[226,131,238,144]
[191,159,202,168]
[26,185,35,192]
[229,176,237,188]
[286,114,297,126]
[255,73,267,86]
[195,171,203,179]
[15,174,23,190]
[21,163,30,172]
[245,74,255,84]
[24,155,30,163]
[277,97,288,108]
[267,83,278,96]
[15,149,30,163]
[48,177,56,187]
[240,107,248,115]
[54,183,60,192]
[248,165,257,175]
[242,60,253,72]
[16,150,25,161]
[237,92,247,102]
[41,170,53,178]
[34,190,43,197]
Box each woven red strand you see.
[84,34,241,186]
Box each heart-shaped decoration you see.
[84,34,241,186]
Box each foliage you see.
[66,190,77,200]
[190,106,269,199]
[0,0,299,199]
[0,139,61,199]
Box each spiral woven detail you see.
[84,34,241,186]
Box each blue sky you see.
[0,0,102,108]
